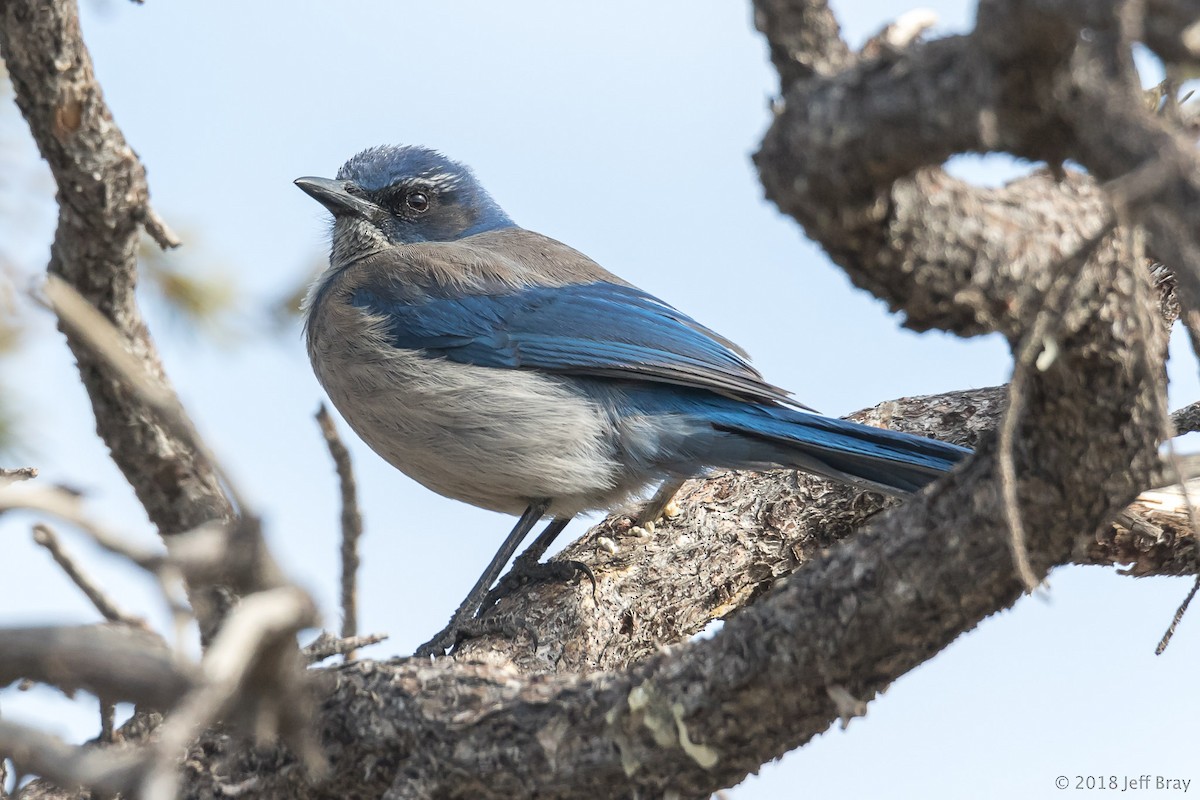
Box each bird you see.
[295,144,971,656]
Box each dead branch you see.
[140,587,323,800]
[0,0,235,645]
[32,523,144,627]
[302,632,387,664]
[0,467,37,484]
[0,720,145,798]
[315,404,363,656]
[0,625,194,709]
[0,483,170,570]
[33,277,292,647]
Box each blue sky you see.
[2,2,1198,797]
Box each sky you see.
[2,2,1198,798]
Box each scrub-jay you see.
[296,145,970,656]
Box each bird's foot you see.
[628,497,681,539]
[635,478,684,529]
[414,557,592,658]
[480,556,597,617]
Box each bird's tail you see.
[659,399,971,496]
[624,388,969,494]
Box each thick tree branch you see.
[972,0,1200,314]
[753,20,1114,335]
[183,278,1163,798]
[455,387,998,672]
[0,625,194,709]
[751,0,1200,340]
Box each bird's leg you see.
[478,516,596,615]
[414,500,549,657]
[509,517,573,570]
[478,481,688,619]
[637,478,685,526]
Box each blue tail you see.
[610,385,972,496]
[708,402,970,495]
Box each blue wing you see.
[351,280,803,406]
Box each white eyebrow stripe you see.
[420,172,465,190]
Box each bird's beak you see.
[294,176,379,218]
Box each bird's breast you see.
[305,294,626,515]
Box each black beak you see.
[294,176,379,218]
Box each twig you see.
[303,631,388,664]
[37,276,250,519]
[316,404,363,658]
[39,276,290,611]
[138,205,181,250]
[2,484,166,569]
[1000,221,1116,592]
[1156,576,1200,654]
[0,467,36,485]
[99,699,115,745]
[1,483,197,647]
[31,523,144,627]
[1170,401,1200,435]
[998,375,1043,593]
[141,586,323,800]
[0,719,145,798]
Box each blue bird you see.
[296,145,970,656]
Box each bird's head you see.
[296,145,514,264]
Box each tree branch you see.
[0,625,194,709]
[32,522,145,626]
[315,405,363,655]
[0,0,240,641]
[0,720,146,798]
[0,466,37,483]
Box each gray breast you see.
[305,274,634,516]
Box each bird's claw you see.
[481,557,597,615]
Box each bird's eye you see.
[406,191,429,212]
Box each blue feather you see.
[605,383,972,494]
[351,280,801,406]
